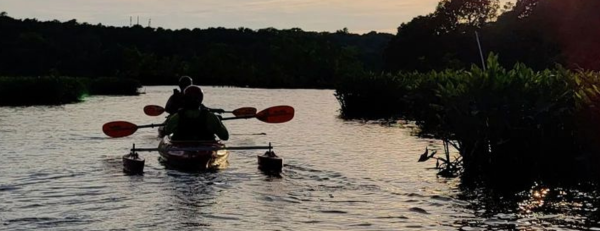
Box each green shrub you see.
[335,54,600,181]
[0,76,86,106]
[0,76,141,106]
[87,77,141,95]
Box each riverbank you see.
[0,76,141,106]
[335,54,600,183]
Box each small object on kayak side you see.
[123,144,145,174]
[258,143,283,173]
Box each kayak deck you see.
[158,136,229,171]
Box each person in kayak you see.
[164,76,225,115]
[164,85,229,141]
[164,76,193,115]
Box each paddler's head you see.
[183,85,204,109]
[178,76,193,91]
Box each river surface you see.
[0,86,598,230]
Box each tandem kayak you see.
[157,136,229,171]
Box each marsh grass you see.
[0,76,141,106]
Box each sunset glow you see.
[3,0,514,33]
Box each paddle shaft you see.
[132,146,273,152]
[134,116,254,129]
[137,123,165,129]
[221,115,254,120]
[231,133,267,136]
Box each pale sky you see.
[1,0,514,34]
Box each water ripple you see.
[0,87,596,230]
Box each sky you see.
[1,0,514,34]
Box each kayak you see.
[158,135,229,171]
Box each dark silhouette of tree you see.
[0,13,392,88]
[384,0,600,73]
[435,0,500,32]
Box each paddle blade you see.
[144,105,165,116]
[102,121,138,138]
[232,107,257,117]
[256,106,295,123]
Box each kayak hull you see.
[158,136,229,171]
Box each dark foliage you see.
[384,0,600,72]
[0,76,86,105]
[86,77,142,95]
[337,54,600,183]
[0,13,392,89]
[0,76,141,106]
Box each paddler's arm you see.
[201,104,225,113]
[207,113,229,141]
[164,114,179,135]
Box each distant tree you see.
[434,0,500,32]
[336,27,349,34]
[384,0,600,72]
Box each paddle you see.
[102,121,164,138]
[228,107,258,117]
[131,145,273,152]
[221,105,294,123]
[143,105,257,117]
[143,105,165,116]
[103,106,294,138]
[231,133,267,136]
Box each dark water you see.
[0,86,598,230]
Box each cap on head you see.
[183,85,204,105]
[178,76,193,90]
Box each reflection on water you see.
[455,182,600,230]
[0,86,598,230]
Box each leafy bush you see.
[335,54,600,181]
[0,76,86,106]
[0,76,141,106]
[87,77,141,95]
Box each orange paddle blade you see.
[144,105,165,116]
[232,107,257,117]
[102,121,138,138]
[256,106,295,123]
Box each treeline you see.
[0,12,392,88]
[384,0,600,73]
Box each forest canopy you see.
[0,12,391,88]
[384,0,600,72]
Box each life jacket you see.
[174,109,215,141]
